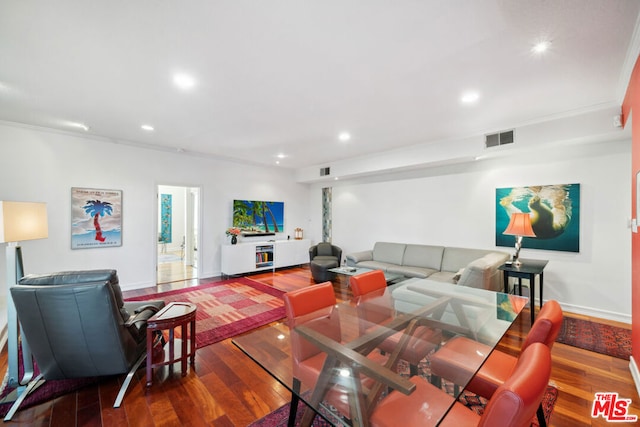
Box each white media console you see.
[221,238,311,276]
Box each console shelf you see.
[221,239,310,276]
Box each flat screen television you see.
[233,200,284,235]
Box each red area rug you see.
[126,277,285,348]
[556,316,631,360]
[0,277,285,417]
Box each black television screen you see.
[233,200,284,234]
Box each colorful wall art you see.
[495,184,580,253]
[71,187,122,249]
[160,194,172,244]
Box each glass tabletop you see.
[233,278,528,427]
[328,266,405,283]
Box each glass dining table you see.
[232,278,528,427]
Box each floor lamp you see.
[0,201,48,398]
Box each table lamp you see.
[502,212,536,267]
[0,201,48,396]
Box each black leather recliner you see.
[309,242,342,282]
[5,270,165,420]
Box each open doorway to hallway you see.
[157,185,200,284]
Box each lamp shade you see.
[0,201,49,243]
[503,212,536,237]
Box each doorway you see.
[157,185,200,284]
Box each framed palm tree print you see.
[71,187,123,249]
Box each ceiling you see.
[1,1,639,169]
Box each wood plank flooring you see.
[2,266,638,426]
[157,250,196,284]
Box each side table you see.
[146,301,197,387]
[498,259,549,325]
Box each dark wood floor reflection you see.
[2,266,636,426]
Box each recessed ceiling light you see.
[141,124,154,131]
[173,73,196,90]
[461,91,479,104]
[338,132,351,142]
[277,153,286,159]
[532,41,551,54]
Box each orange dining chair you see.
[429,299,563,427]
[350,270,442,376]
[370,342,552,427]
[283,281,388,425]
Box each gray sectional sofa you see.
[345,242,509,291]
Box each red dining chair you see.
[370,342,552,427]
[429,299,563,427]
[350,270,442,375]
[283,281,388,425]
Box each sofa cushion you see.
[402,244,445,270]
[356,260,398,272]
[372,242,406,265]
[440,247,496,273]
[387,265,438,279]
[428,270,458,283]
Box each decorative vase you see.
[231,235,238,245]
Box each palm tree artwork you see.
[82,199,113,242]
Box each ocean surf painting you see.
[496,184,580,253]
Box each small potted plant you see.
[226,227,241,244]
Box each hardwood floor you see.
[2,266,638,426]
[157,251,196,284]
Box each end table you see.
[146,301,197,387]
[498,259,548,325]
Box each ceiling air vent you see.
[485,130,514,148]
[320,166,331,176]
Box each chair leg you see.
[430,374,442,388]
[409,363,419,377]
[288,378,301,427]
[536,403,547,427]
[114,352,146,408]
[3,373,46,421]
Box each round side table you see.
[145,301,197,387]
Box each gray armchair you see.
[5,270,165,420]
[309,242,342,282]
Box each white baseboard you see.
[630,357,640,399]
[555,301,631,324]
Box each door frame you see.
[155,184,201,284]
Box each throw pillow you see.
[453,268,465,283]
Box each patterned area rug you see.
[249,357,558,426]
[0,277,285,417]
[126,277,286,348]
[556,316,631,360]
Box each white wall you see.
[0,123,312,293]
[310,138,632,322]
[1,121,632,323]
